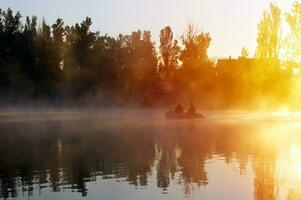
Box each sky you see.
[0,0,297,58]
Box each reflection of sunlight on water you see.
[273,106,291,116]
[4,111,301,199]
[275,144,301,199]
[275,110,291,117]
[288,145,301,179]
[256,121,301,200]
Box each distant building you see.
[216,57,281,76]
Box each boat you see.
[165,111,205,119]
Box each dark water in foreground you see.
[1,111,301,200]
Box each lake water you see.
[1,110,301,200]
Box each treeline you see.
[0,5,300,109]
[0,8,214,107]
[0,8,159,106]
[0,119,282,198]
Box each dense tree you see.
[0,8,23,97]
[118,30,157,104]
[256,3,281,59]
[180,23,211,70]
[159,26,180,80]
[35,19,61,98]
[176,23,213,103]
[62,17,96,98]
[52,18,65,69]
[0,7,298,109]
[285,1,301,62]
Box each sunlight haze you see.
[3,1,301,200]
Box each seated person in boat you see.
[174,104,184,114]
[186,102,196,115]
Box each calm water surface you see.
[0,111,301,200]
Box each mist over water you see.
[2,1,301,200]
[0,111,301,200]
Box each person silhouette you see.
[186,102,196,115]
[174,104,184,114]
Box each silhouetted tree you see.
[159,26,180,80]
[180,24,211,70]
[0,7,298,109]
[0,8,23,99]
[62,17,96,99]
[52,18,65,69]
[177,23,213,102]
[118,30,157,104]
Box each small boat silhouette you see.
[165,111,205,119]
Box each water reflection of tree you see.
[253,157,277,200]
[1,120,301,199]
[156,132,178,189]
[177,132,210,187]
[214,124,278,200]
[154,123,214,197]
[252,133,278,200]
[0,120,157,198]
